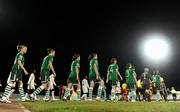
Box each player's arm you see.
[49,61,56,77]
[18,60,28,75]
[106,71,109,83]
[53,78,56,86]
[27,74,32,84]
[75,65,79,80]
[116,69,123,80]
[93,64,99,80]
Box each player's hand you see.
[53,73,56,77]
[96,75,99,80]
[24,70,28,75]
[106,79,108,83]
[76,76,79,80]
[120,77,123,81]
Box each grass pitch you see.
[22,100,180,112]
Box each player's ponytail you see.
[17,45,26,52]
[47,48,55,54]
[72,54,80,60]
[88,53,97,60]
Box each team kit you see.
[0,45,169,103]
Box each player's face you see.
[129,64,132,68]
[22,47,27,54]
[94,54,98,59]
[77,56,80,61]
[52,51,55,56]
[114,60,117,64]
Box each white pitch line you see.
[17,101,31,112]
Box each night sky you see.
[0,1,180,89]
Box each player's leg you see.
[131,84,136,102]
[25,83,31,100]
[30,71,48,101]
[63,83,72,100]
[44,83,51,101]
[6,82,16,100]
[51,89,55,100]
[1,81,14,103]
[51,85,57,100]
[110,80,117,101]
[96,80,103,100]
[111,86,116,100]
[156,85,161,102]
[96,85,102,100]
[31,70,49,101]
[76,83,81,100]
[81,94,85,100]
[30,83,46,101]
[1,71,17,103]
[18,80,26,101]
[115,87,121,101]
[103,89,107,101]
[25,89,29,100]
[89,80,95,100]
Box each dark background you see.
[0,1,180,92]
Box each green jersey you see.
[89,59,99,77]
[155,73,161,86]
[69,60,80,78]
[12,52,25,71]
[41,55,53,71]
[108,64,119,80]
[125,68,136,84]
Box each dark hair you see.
[47,48,55,54]
[126,63,132,69]
[88,53,97,60]
[110,58,117,64]
[17,45,26,52]
[72,54,80,60]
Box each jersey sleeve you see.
[125,70,129,78]
[17,54,23,61]
[76,61,80,68]
[94,60,97,66]
[48,56,53,62]
[116,64,119,70]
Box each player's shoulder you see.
[16,52,23,56]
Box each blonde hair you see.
[47,48,55,54]
[17,45,26,52]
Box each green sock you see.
[3,84,12,98]
[18,87,25,98]
[89,87,93,99]
[97,87,102,97]
[64,88,71,98]
[32,86,44,96]
[111,89,116,99]
[77,89,81,99]
[45,89,50,99]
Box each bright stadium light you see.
[140,32,171,62]
[144,38,169,60]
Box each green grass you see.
[22,101,180,112]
